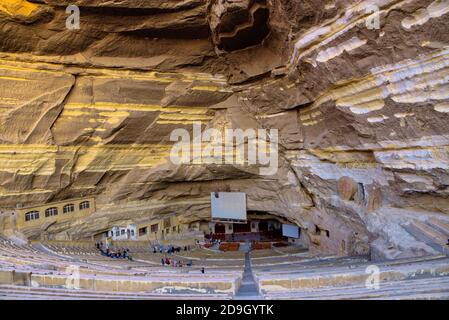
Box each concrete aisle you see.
[235,252,261,300]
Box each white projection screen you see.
[282,224,300,238]
[211,192,247,223]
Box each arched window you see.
[25,211,39,221]
[79,201,90,210]
[45,207,58,217]
[63,204,75,214]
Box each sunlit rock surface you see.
[0,0,448,260]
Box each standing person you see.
[161,258,165,266]
[201,267,205,274]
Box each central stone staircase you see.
[235,252,260,300]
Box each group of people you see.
[160,257,193,268]
[152,245,191,254]
[207,238,221,246]
[92,240,210,271]
[95,241,133,260]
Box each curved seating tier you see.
[2,236,448,300]
[254,254,449,300]
[0,238,243,299]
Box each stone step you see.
[262,275,449,300]
[411,221,449,245]
[0,285,232,300]
[368,292,449,300]
[426,218,449,237]
[253,256,369,274]
[256,257,449,292]
[254,255,442,277]
[235,252,260,299]
[403,222,449,255]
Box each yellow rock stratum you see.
[0,0,39,18]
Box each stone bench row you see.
[255,257,449,293]
[0,284,232,300]
[0,269,242,296]
[262,275,449,300]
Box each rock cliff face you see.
[0,0,448,259]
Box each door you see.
[259,221,268,232]
[233,222,251,233]
[215,224,226,234]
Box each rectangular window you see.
[150,224,158,233]
[139,227,147,236]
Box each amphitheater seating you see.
[403,218,449,255]
[219,242,240,252]
[131,246,245,269]
[272,242,288,247]
[0,238,243,298]
[254,255,449,300]
[0,285,232,300]
[427,218,449,236]
[261,276,449,300]
[42,241,99,257]
[251,242,272,250]
[2,236,449,299]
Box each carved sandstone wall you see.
[0,0,448,259]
